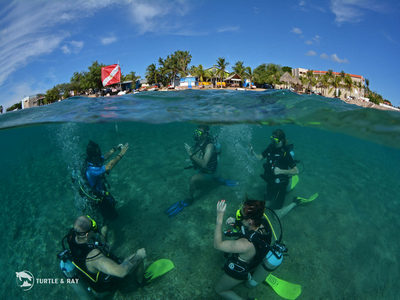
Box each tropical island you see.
[5,50,398,112]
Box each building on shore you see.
[180,75,198,88]
[22,94,45,109]
[291,68,366,100]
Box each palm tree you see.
[344,74,353,97]
[245,66,254,87]
[233,61,246,85]
[216,57,229,88]
[331,76,342,97]
[146,63,158,85]
[319,75,329,96]
[175,50,192,77]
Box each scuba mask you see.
[270,135,280,144]
[74,215,98,236]
[193,129,204,141]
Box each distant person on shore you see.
[165,125,238,217]
[251,129,299,210]
[62,215,146,296]
[214,199,275,299]
[79,140,128,221]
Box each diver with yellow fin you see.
[251,129,318,218]
[58,216,174,298]
[215,198,302,300]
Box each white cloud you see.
[299,0,306,6]
[306,50,317,56]
[101,36,117,45]
[320,53,329,59]
[330,0,388,24]
[291,27,303,34]
[217,26,240,33]
[305,40,313,45]
[128,0,191,34]
[320,52,348,63]
[331,53,348,63]
[62,40,84,54]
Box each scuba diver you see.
[58,216,175,298]
[165,125,238,217]
[251,129,299,210]
[214,198,289,300]
[79,140,129,221]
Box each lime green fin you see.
[144,259,175,283]
[296,192,319,204]
[265,273,302,300]
[289,175,299,190]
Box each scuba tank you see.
[57,249,76,279]
[247,208,288,287]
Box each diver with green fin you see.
[251,129,318,217]
[214,198,302,300]
[58,215,174,298]
[165,125,238,217]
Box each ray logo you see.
[16,270,34,291]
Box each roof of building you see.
[312,70,363,79]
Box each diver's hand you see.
[274,167,283,175]
[184,143,192,156]
[120,143,129,156]
[135,248,146,260]
[216,200,227,225]
[226,217,235,226]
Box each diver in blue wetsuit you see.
[81,140,129,221]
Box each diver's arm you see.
[87,248,145,278]
[105,143,129,172]
[250,145,263,160]
[191,143,214,169]
[274,166,299,176]
[104,146,118,161]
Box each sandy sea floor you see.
[1,122,400,299]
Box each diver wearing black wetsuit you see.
[257,129,299,209]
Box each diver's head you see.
[270,129,286,148]
[241,197,265,227]
[193,125,210,142]
[73,215,97,241]
[86,140,102,165]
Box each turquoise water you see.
[1,90,400,299]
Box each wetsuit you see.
[66,230,121,293]
[224,223,272,280]
[191,137,218,174]
[261,144,296,209]
[82,159,118,221]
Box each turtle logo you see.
[16,270,34,291]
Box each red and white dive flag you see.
[101,64,121,86]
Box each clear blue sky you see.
[1,0,399,108]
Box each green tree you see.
[192,64,206,82]
[175,50,192,77]
[6,102,22,111]
[44,86,61,104]
[232,61,246,80]
[245,66,254,85]
[123,71,140,82]
[282,66,292,74]
[216,57,229,87]
[344,74,353,96]
[146,63,159,85]
[86,61,105,90]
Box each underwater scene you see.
[2,90,400,300]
